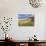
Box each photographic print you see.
[18,14,34,26]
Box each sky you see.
[18,14,33,19]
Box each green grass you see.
[18,20,34,26]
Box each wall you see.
[0,0,46,40]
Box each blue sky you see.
[18,14,33,19]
